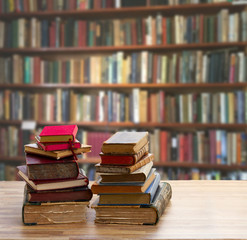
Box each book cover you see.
[26,184,92,203]
[91,168,156,194]
[99,142,149,165]
[92,182,172,225]
[99,161,153,183]
[22,190,89,225]
[35,136,83,151]
[39,125,78,142]
[25,154,79,180]
[98,171,160,205]
[17,165,89,191]
[25,143,91,160]
[101,131,149,154]
[95,153,154,174]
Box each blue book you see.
[237,91,244,123]
[221,130,227,165]
[98,171,161,206]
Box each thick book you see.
[91,168,156,194]
[95,153,154,174]
[25,154,79,180]
[39,125,78,142]
[101,131,149,154]
[17,165,88,191]
[99,161,153,183]
[25,184,92,203]
[99,142,149,165]
[35,135,82,151]
[24,143,91,160]
[22,188,89,225]
[98,171,160,205]
[92,182,172,225]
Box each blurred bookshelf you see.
[1,0,247,180]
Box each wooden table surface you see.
[1,180,247,240]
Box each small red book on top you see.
[39,125,78,143]
[35,136,81,151]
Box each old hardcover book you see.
[17,165,88,191]
[99,161,153,183]
[25,143,91,160]
[101,131,149,154]
[92,182,172,225]
[91,168,156,194]
[95,153,154,174]
[99,142,149,165]
[25,154,79,180]
[22,189,89,225]
[39,125,78,142]
[25,184,92,203]
[98,171,160,205]
[35,135,83,151]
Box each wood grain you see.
[0,181,247,240]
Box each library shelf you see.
[0,156,100,164]
[154,161,247,171]
[2,156,247,171]
[1,120,247,130]
[0,2,244,20]
[1,42,247,54]
[1,83,247,90]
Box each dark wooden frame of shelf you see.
[0,2,245,20]
[1,42,247,54]
[1,120,247,130]
[2,156,247,171]
[1,83,247,90]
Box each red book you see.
[39,125,78,143]
[26,185,92,203]
[187,133,193,162]
[178,134,185,162]
[160,131,167,163]
[36,136,81,151]
[17,165,88,191]
[25,154,79,180]
[162,17,167,44]
[78,21,83,47]
[100,143,149,165]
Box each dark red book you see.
[25,154,79,180]
[39,125,78,143]
[26,185,92,203]
[17,165,88,191]
[160,131,167,163]
[100,142,149,165]
[162,17,167,44]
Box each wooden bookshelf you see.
[1,120,247,130]
[0,2,245,20]
[1,42,247,54]
[2,156,247,171]
[1,1,247,180]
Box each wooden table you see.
[1,180,247,240]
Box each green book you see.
[24,57,31,84]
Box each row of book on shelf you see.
[0,0,233,14]
[2,163,247,181]
[1,89,247,124]
[1,9,247,48]
[1,126,247,166]
[1,49,247,84]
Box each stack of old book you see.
[17,125,93,225]
[91,131,172,225]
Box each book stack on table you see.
[17,125,93,225]
[91,131,172,225]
